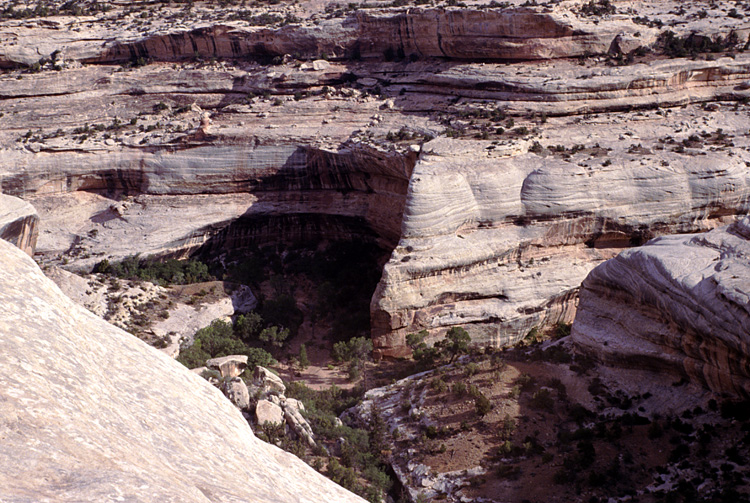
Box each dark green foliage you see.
[332,336,372,382]
[530,389,554,412]
[332,336,373,363]
[658,30,740,58]
[93,256,212,286]
[299,343,309,369]
[436,326,471,363]
[258,325,290,347]
[234,312,263,342]
[554,322,572,338]
[406,329,440,366]
[580,0,615,16]
[475,391,493,417]
[284,382,393,502]
[176,313,283,369]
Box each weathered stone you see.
[207,355,248,378]
[573,217,750,397]
[2,1,750,360]
[256,399,285,426]
[284,397,305,413]
[0,194,38,256]
[253,366,286,396]
[0,238,364,502]
[223,377,251,411]
[284,404,316,448]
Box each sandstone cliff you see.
[572,217,750,397]
[0,236,365,502]
[2,0,750,356]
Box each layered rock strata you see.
[3,0,750,357]
[572,217,750,397]
[0,237,363,503]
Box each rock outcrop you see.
[207,354,249,378]
[0,194,38,256]
[0,237,364,502]
[572,217,750,397]
[256,399,285,426]
[3,0,750,357]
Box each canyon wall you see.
[1,1,750,357]
[572,217,750,398]
[0,7,644,67]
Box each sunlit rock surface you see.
[573,217,750,397]
[0,237,364,502]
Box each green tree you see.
[475,391,492,417]
[259,325,290,348]
[406,329,440,365]
[234,311,263,342]
[245,347,277,368]
[436,326,471,363]
[299,343,309,369]
[332,336,373,363]
[177,319,245,368]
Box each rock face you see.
[0,194,38,256]
[572,217,750,397]
[0,238,364,503]
[3,0,750,357]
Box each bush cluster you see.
[94,255,212,286]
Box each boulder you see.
[252,366,286,396]
[223,377,251,411]
[284,404,316,448]
[256,399,285,426]
[283,397,305,413]
[206,355,248,378]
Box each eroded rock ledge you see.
[3,0,750,357]
[0,193,37,255]
[572,217,750,397]
[0,237,364,503]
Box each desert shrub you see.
[475,391,492,417]
[580,0,615,16]
[93,256,212,285]
[453,381,467,397]
[298,344,309,369]
[406,329,440,366]
[658,30,740,58]
[332,336,373,363]
[497,464,521,480]
[464,362,480,377]
[530,389,555,412]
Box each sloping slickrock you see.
[0,194,38,256]
[0,238,364,503]
[572,217,750,397]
